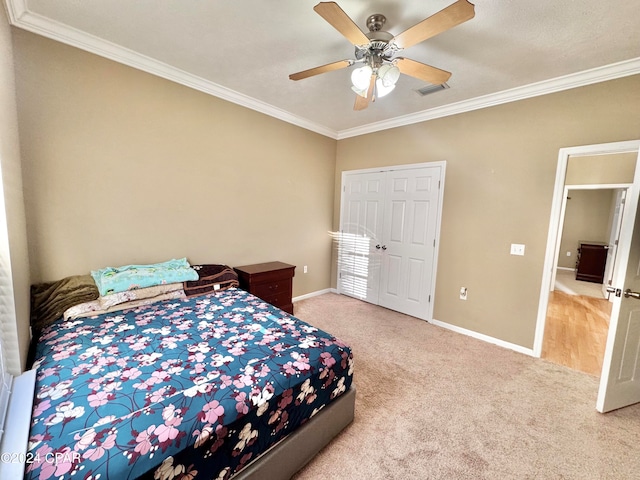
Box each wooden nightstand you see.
[234,262,296,314]
[576,242,608,283]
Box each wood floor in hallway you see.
[542,290,612,376]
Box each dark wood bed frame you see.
[233,386,356,479]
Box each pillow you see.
[91,258,198,296]
[31,275,99,332]
[64,289,186,321]
[183,264,239,297]
[62,299,103,320]
[98,282,184,309]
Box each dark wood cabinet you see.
[576,242,608,283]
[234,261,296,314]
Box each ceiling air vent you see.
[416,83,450,97]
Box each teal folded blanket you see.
[91,257,199,296]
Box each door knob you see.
[606,286,622,297]
[624,289,640,299]
[381,245,387,250]
[375,244,381,249]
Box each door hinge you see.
[615,239,619,246]
[438,180,441,189]
[428,294,431,303]
[433,239,436,247]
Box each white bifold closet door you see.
[338,163,444,321]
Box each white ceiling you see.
[5,0,640,139]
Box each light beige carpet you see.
[291,293,640,480]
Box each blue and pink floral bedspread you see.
[26,288,353,479]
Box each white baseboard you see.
[293,291,535,357]
[430,318,535,357]
[556,266,576,271]
[293,288,334,303]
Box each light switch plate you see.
[510,244,525,256]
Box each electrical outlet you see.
[303,265,308,274]
[566,251,571,257]
[459,287,467,300]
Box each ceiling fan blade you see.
[289,59,352,81]
[396,58,451,85]
[354,74,376,111]
[392,0,475,50]
[314,2,370,46]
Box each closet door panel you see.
[411,201,429,245]
[338,172,385,303]
[379,167,441,319]
[384,254,403,297]
[407,258,425,303]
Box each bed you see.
[25,270,354,480]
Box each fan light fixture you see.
[375,63,400,97]
[350,63,400,99]
[351,65,372,93]
[289,1,476,111]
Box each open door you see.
[597,150,640,413]
[601,189,626,300]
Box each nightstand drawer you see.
[252,280,291,299]
[259,293,291,309]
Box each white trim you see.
[292,288,332,303]
[5,1,639,140]
[7,6,338,140]
[337,58,640,140]
[429,318,535,357]
[556,266,575,272]
[564,183,633,189]
[534,140,640,358]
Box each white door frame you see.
[534,140,640,358]
[337,161,446,322]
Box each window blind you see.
[0,331,12,443]
[0,175,20,443]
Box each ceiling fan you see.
[289,1,475,111]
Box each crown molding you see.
[6,1,639,142]
[337,57,640,139]
[6,2,339,139]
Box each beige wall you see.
[0,9,30,373]
[566,152,636,185]
[9,22,640,356]
[335,75,640,348]
[12,30,337,298]
[558,189,614,269]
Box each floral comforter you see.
[26,288,353,480]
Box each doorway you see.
[541,187,627,375]
[534,140,640,411]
